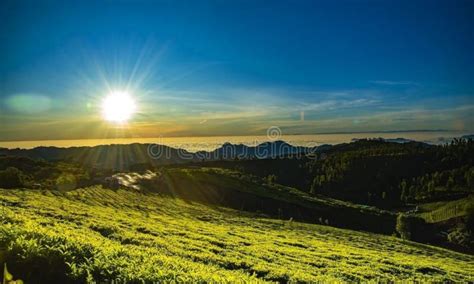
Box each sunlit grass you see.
[1,187,473,282]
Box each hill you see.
[109,167,474,251]
[194,139,473,208]
[0,140,318,171]
[1,139,473,252]
[1,187,473,283]
[127,167,396,234]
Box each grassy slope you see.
[157,168,396,234]
[1,187,473,283]
[164,167,382,210]
[417,195,474,223]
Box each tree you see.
[266,174,277,185]
[396,213,411,240]
[0,167,26,188]
[465,167,474,189]
[55,173,77,190]
[310,178,318,194]
[399,179,408,201]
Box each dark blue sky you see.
[1,0,473,140]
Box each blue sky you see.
[1,0,473,140]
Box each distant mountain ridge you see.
[352,137,416,144]
[195,140,319,160]
[2,135,470,170]
[0,140,320,170]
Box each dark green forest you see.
[196,139,474,208]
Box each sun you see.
[101,91,136,123]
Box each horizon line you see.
[0,129,470,144]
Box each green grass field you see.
[1,186,473,283]
[417,195,474,223]
[152,168,397,234]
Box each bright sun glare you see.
[101,91,136,123]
